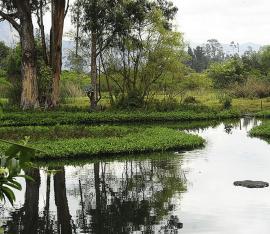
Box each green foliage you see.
[259,46,270,74]
[0,42,10,70]
[208,57,245,88]
[6,45,21,77]
[0,71,12,98]
[0,139,38,205]
[188,46,209,72]
[250,122,270,139]
[60,71,88,100]
[115,89,145,109]
[146,98,179,112]
[37,61,52,104]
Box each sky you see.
[41,0,270,45]
[174,0,270,45]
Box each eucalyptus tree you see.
[0,0,40,109]
[71,0,179,109]
[204,39,225,63]
[71,0,118,109]
[102,1,182,107]
[50,0,69,107]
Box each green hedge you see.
[0,110,240,127]
[0,125,138,141]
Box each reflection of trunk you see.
[90,31,98,109]
[54,167,72,234]
[50,0,66,107]
[93,163,102,233]
[45,173,51,233]
[23,169,41,234]
[79,179,87,231]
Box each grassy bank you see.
[249,122,270,138]
[0,109,240,127]
[0,127,204,160]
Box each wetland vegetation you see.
[1,0,270,233]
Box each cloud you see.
[174,0,270,44]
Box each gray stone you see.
[234,180,269,188]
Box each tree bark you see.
[50,0,66,107]
[1,1,40,109]
[36,0,49,65]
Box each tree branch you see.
[64,0,70,18]
[0,11,20,33]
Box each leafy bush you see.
[115,90,145,109]
[37,61,52,105]
[60,80,84,101]
[0,73,11,98]
[250,122,270,138]
[146,98,179,111]
[208,58,245,88]
[183,96,198,104]
[217,93,232,109]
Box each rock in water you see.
[234,180,269,188]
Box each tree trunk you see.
[90,31,98,109]
[18,2,39,109]
[37,0,49,65]
[50,0,66,107]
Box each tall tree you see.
[50,0,67,107]
[0,0,39,109]
[204,39,225,63]
[73,0,178,109]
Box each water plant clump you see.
[0,127,205,160]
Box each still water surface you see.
[2,118,270,234]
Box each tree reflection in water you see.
[2,154,186,233]
[70,157,186,233]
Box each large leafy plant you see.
[0,139,38,205]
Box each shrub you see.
[114,90,144,109]
[230,77,270,98]
[60,80,84,101]
[183,96,198,104]
[0,75,11,98]
[217,93,232,109]
[208,58,245,88]
[146,98,179,112]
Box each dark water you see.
[2,118,270,234]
